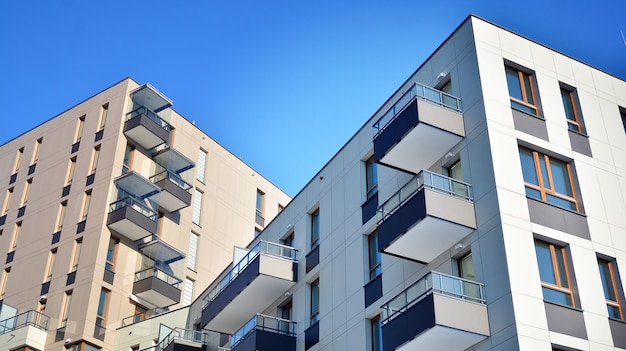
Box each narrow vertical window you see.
[31,138,42,165]
[505,65,540,116]
[310,208,320,248]
[80,190,92,221]
[98,103,109,131]
[21,178,32,205]
[2,187,13,215]
[196,149,207,182]
[365,156,378,200]
[105,236,119,272]
[60,290,73,327]
[256,189,265,218]
[535,240,575,306]
[192,189,203,225]
[96,288,110,326]
[75,115,85,142]
[187,232,199,270]
[44,248,57,282]
[560,84,585,133]
[89,145,101,175]
[56,201,67,232]
[620,106,626,133]
[122,144,134,174]
[310,279,320,325]
[0,268,10,299]
[70,239,83,273]
[12,147,23,174]
[370,315,382,351]
[368,231,381,280]
[66,157,77,185]
[183,277,195,306]
[598,258,624,320]
[10,222,21,250]
[458,252,475,280]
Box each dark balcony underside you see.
[107,205,156,241]
[133,275,181,308]
[124,114,169,150]
[232,329,296,351]
[155,178,192,212]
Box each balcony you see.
[226,314,296,351]
[157,328,208,351]
[381,272,489,351]
[124,106,171,150]
[107,196,157,241]
[133,240,185,308]
[151,147,195,212]
[377,170,476,263]
[372,83,464,173]
[201,241,297,334]
[0,310,49,351]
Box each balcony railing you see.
[372,82,462,138]
[0,310,50,334]
[231,314,296,348]
[150,170,192,192]
[157,328,208,351]
[382,271,485,324]
[109,196,157,221]
[135,266,182,287]
[202,241,297,309]
[378,170,472,222]
[126,106,171,131]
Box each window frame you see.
[96,288,110,327]
[365,155,378,200]
[2,187,13,215]
[66,157,77,186]
[89,145,101,175]
[560,84,585,133]
[80,190,92,221]
[97,103,108,131]
[105,236,119,272]
[0,268,10,299]
[70,238,83,273]
[310,208,320,248]
[31,138,42,165]
[44,248,57,283]
[370,314,382,351]
[535,240,575,307]
[310,278,320,325]
[598,257,624,320]
[256,189,265,218]
[75,115,85,142]
[505,65,540,116]
[60,290,73,328]
[122,144,134,174]
[368,231,381,281]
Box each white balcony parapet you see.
[372,82,462,138]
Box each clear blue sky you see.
[1,1,624,196]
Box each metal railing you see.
[381,271,485,324]
[231,314,296,348]
[202,241,297,309]
[378,170,472,223]
[157,328,208,351]
[126,106,171,131]
[121,313,148,327]
[109,196,157,221]
[135,266,182,287]
[372,82,462,137]
[0,310,50,334]
[150,170,193,192]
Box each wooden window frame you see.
[105,237,119,272]
[560,85,584,133]
[70,239,83,273]
[506,65,540,116]
[21,178,32,205]
[60,290,73,328]
[599,258,624,319]
[31,138,42,165]
[10,221,22,250]
[56,201,67,231]
[2,187,13,215]
[12,147,23,174]
[97,103,108,131]
[44,248,57,282]
[96,288,110,326]
[89,145,101,175]
[75,115,85,142]
[536,241,575,306]
[66,157,77,186]
[122,144,135,174]
[80,190,92,221]
[0,268,10,299]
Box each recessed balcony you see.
[228,314,296,351]
[124,106,171,150]
[107,196,157,241]
[381,271,489,351]
[0,310,49,351]
[133,240,185,308]
[377,170,476,263]
[201,241,297,334]
[151,171,192,212]
[372,83,464,173]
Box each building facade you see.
[0,79,291,351]
[2,14,626,351]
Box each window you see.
[560,85,585,133]
[105,237,119,272]
[310,279,320,325]
[31,138,42,164]
[98,103,108,131]
[75,116,85,142]
[620,106,626,133]
[134,305,148,321]
[89,145,101,175]
[95,288,110,326]
[279,299,293,320]
[310,208,320,248]
[535,240,574,306]
[66,341,100,351]
[187,232,199,270]
[598,258,623,319]
[505,65,540,115]
[458,252,475,280]
[66,157,77,185]
[370,315,382,351]
[0,268,10,299]
[80,190,92,221]
[70,239,83,273]
[519,147,579,211]
[365,156,378,200]
[256,189,265,218]
[12,147,23,174]
[45,248,57,282]
[10,222,21,250]
[183,277,195,306]
[192,189,203,225]
[2,187,13,215]
[368,231,381,280]
[196,149,207,182]
[56,201,67,232]
[60,290,73,327]
[122,144,134,174]
[21,178,32,205]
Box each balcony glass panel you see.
[0,310,49,333]
[126,106,171,132]
[156,327,209,350]
[150,170,192,192]
[231,314,296,348]
[114,171,160,201]
[135,266,182,287]
[372,82,462,137]
[136,239,185,287]
[109,196,157,221]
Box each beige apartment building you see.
[0,79,290,351]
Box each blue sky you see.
[1,1,624,196]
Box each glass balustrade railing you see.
[126,106,171,131]
[150,170,192,192]
[231,314,296,348]
[0,310,49,334]
[109,196,157,221]
[135,266,182,287]
[381,271,485,324]
[372,82,462,137]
